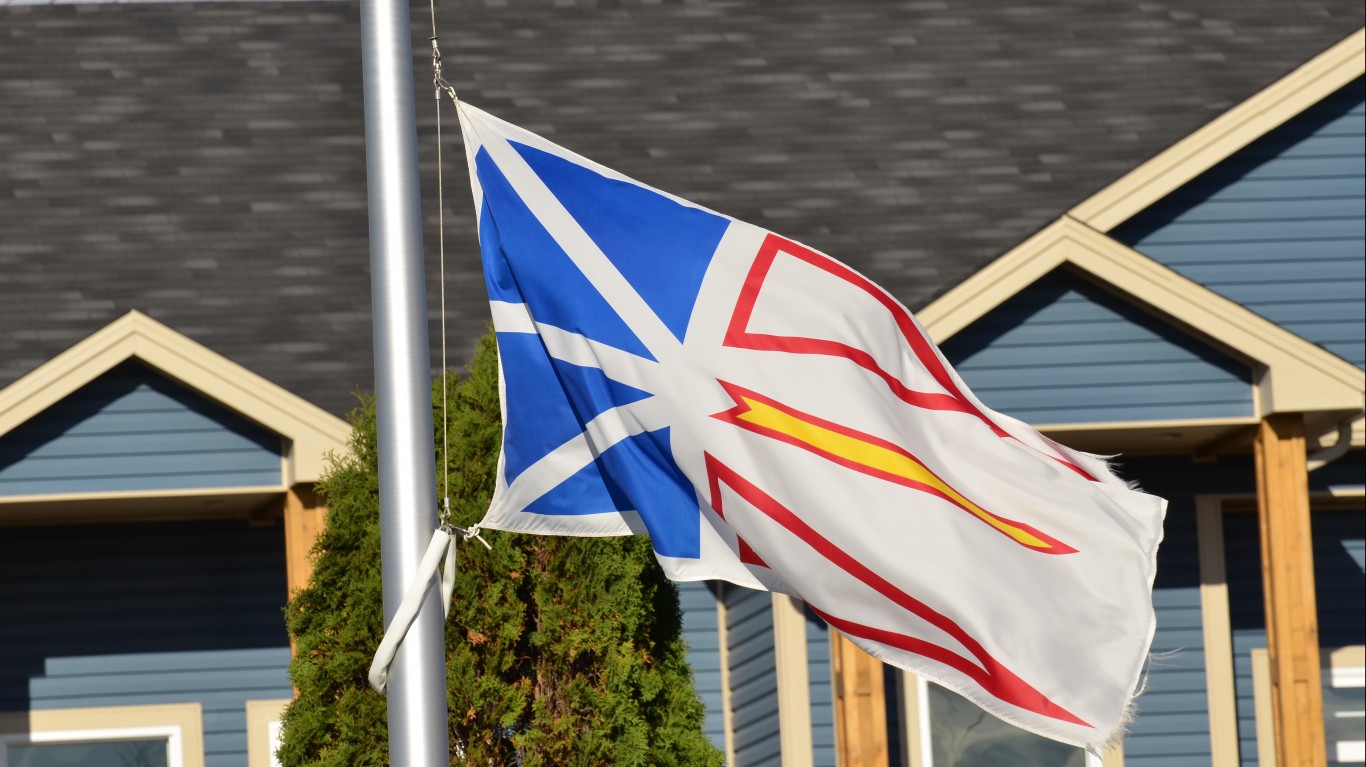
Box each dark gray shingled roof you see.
[2,0,1362,416]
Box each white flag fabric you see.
[457,101,1166,748]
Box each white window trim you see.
[0,702,202,767]
[246,699,291,767]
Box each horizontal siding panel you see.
[1134,668,1213,695]
[1139,238,1362,265]
[676,581,725,751]
[734,724,783,767]
[1151,257,1364,284]
[29,666,291,699]
[952,338,1239,369]
[1133,217,1363,245]
[1125,757,1212,767]
[1121,733,1224,757]
[1163,175,1363,202]
[1233,133,1363,158]
[1150,196,1362,223]
[991,401,1248,424]
[0,448,281,481]
[959,313,1214,344]
[957,359,1257,387]
[726,586,779,767]
[1,520,290,767]
[942,269,1252,425]
[1223,299,1363,322]
[970,380,1254,409]
[0,361,282,496]
[0,424,277,458]
[1115,80,1364,369]
[1233,155,1364,181]
[42,648,291,676]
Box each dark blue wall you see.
[0,518,292,766]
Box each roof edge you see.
[916,217,1365,418]
[0,310,350,484]
[1070,28,1365,232]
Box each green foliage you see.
[280,334,723,767]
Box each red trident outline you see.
[723,232,1098,482]
[712,381,1076,555]
[705,453,1090,727]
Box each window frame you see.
[0,703,202,767]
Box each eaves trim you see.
[0,310,350,484]
[1070,28,1365,232]
[916,217,1365,420]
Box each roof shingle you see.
[2,0,1361,415]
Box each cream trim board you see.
[915,217,1364,417]
[246,699,290,767]
[0,703,204,767]
[1251,648,1279,767]
[715,584,736,767]
[1196,495,1242,767]
[903,672,931,767]
[771,593,814,767]
[1071,29,1366,232]
[0,311,349,483]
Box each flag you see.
[456,101,1166,748]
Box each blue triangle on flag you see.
[510,140,730,345]
[522,456,629,516]
[523,428,701,559]
[476,148,655,360]
[496,332,653,484]
[596,428,700,558]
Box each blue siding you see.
[726,586,780,767]
[1225,507,1366,766]
[1107,456,1261,766]
[1114,79,1366,369]
[940,269,1254,424]
[0,519,292,767]
[31,649,292,763]
[678,580,727,752]
[0,360,282,496]
[804,606,836,767]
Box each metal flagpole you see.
[359,0,449,760]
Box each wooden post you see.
[832,631,889,767]
[283,484,327,596]
[1253,413,1325,767]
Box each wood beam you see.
[832,631,889,767]
[1254,413,1326,767]
[283,484,327,597]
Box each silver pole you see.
[359,0,449,761]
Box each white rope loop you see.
[368,11,495,699]
[368,526,456,693]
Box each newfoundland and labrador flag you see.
[456,102,1166,748]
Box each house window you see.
[0,703,200,767]
[924,679,1092,767]
[900,674,1106,767]
[5,736,171,767]
[1324,647,1365,764]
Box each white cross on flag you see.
[457,101,1166,749]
